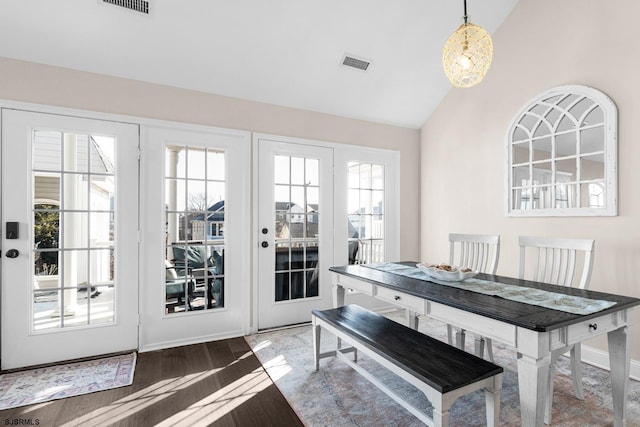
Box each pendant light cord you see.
[463,0,468,24]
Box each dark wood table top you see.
[330,262,640,332]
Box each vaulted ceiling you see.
[0,0,519,129]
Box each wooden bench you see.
[312,304,503,427]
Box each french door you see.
[257,138,334,329]
[139,125,250,350]
[1,109,139,369]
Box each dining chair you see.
[446,233,500,361]
[515,235,595,424]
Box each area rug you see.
[0,352,136,410]
[245,311,640,426]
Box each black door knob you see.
[261,241,269,248]
[6,249,19,258]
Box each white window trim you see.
[334,146,400,266]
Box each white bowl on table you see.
[416,263,478,282]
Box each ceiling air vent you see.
[103,0,149,14]
[341,54,371,72]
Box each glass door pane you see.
[347,161,385,264]
[33,131,116,330]
[164,146,225,314]
[273,155,319,302]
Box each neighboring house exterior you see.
[33,132,114,291]
[190,200,225,241]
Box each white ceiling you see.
[0,0,519,129]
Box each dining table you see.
[329,262,640,427]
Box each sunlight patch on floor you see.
[21,401,54,414]
[251,339,272,353]
[262,354,292,382]
[53,350,265,427]
[155,367,273,426]
[56,369,222,427]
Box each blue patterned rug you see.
[0,353,136,410]
[246,312,640,426]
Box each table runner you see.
[363,263,616,315]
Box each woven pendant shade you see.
[442,22,493,88]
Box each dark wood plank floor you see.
[0,337,304,427]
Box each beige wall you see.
[421,0,640,361]
[0,56,420,261]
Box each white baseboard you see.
[139,329,245,353]
[581,344,640,381]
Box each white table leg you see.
[608,325,630,427]
[517,353,551,427]
[313,322,321,371]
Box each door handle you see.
[5,249,19,258]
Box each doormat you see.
[0,352,136,410]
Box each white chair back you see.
[449,233,500,274]
[518,236,594,289]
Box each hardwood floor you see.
[0,337,304,427]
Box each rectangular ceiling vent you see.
[103,0,149,14]
[342,54,370,72]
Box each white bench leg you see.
[431,395,451,427]
[485,373,502,427]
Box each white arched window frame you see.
[506,85,617,217]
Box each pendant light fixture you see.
[442,0,493,88]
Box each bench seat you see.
[312,304,503,426]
